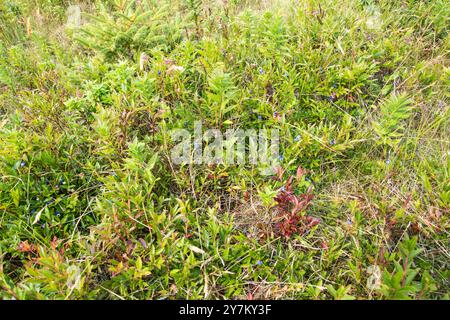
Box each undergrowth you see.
[0,0,448,299]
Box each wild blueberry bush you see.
[0,0,448,299]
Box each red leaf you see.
[18,241,34,253]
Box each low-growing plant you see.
[0,0,448,300]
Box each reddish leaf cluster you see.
[272,166,319,238]
[17,241,35,253]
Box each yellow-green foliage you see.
[0,0,448,299]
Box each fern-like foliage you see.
[372,94,413,146]
[75,0,184,60]
[206,64,238,126]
